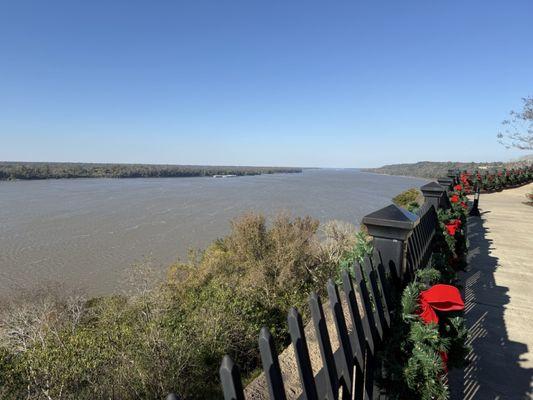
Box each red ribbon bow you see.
[445,219,461,236]
[418,284,464,325]
[419,284,465,372]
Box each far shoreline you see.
[0,161,304,181]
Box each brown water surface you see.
[0,169,427,295]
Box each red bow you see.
[445,219,461,236]
[418,284,464,325]
[419,284,464,372]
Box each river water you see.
[0,169,427,296]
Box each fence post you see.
[420,181,449,211]
[287,308,319,400]
[362,204,418,282]
[259,327,287,400]
[309,292,338,400]
[469,185,481,216]
[437,177,453,191]
[219,356,245,400]
[447,169,459,185]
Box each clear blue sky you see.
[1,0,532,168]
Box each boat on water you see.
[212,174,238,178]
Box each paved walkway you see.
[450,183,533,400]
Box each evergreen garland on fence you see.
[463,166,533,193]
[377,182,471,400]
[377,168,533,398]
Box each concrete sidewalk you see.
[450,183,533,400]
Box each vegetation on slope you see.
[392,188,423,213]
[0,213,363,399]
[0,162,302,181]
[362,161,509,179]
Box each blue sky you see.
[1,0,532,168]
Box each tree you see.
[498,96,533,150]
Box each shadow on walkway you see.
[449,215,533,399]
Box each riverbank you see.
[0,161,302,181]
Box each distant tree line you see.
[0,162,302,181]
[362,160,532,179]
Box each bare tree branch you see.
[498,96,533,150]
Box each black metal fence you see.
[212,178,456,400]
[163,168,533,400]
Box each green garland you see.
[378,262,468,400]
[464,167,533,193]
[377,185,470,399]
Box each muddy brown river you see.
[0,169,427,296]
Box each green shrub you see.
[0,213,358,400]
[337,230,373,281]
[393,188,423,212]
